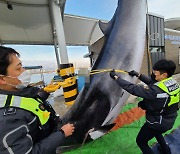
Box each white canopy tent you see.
[0,0,104,65]
[165,18,180,31]
[64,14,104,46]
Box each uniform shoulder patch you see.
[4,107,16,116]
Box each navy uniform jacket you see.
[115,74,178,131]
[0,87,65,154]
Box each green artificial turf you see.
[65,104,180,154]
[119,103,137,114]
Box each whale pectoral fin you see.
[88,123,115,140]
[96,123,115,132]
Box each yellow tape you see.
[59,67,75,76]
[65,100,75,106]
[62,77,76,88]
[64,89,78,98]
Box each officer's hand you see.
[110,70,118,80]
[61,123,75,137]
[138,101,146,110]
[128,70,139,77]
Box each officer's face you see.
[153,70,168,81]
[6,54,25,77]
[0,54,25,90]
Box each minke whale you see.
[61,0,147,145]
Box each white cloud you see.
[147,0,180,19]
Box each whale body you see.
[61,0,147,145]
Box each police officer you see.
[0,46,75,154]
[110,59,179,154]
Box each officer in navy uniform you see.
[110,59,179,154]
[0,46,75,154]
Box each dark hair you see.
[153,59,176,77]
[0,46,20,75]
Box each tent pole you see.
[54,43,61,69]
[49,0,69,64]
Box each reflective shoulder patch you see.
[167,83,179,92]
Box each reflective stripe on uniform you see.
[157,93,169,98]
[146,115,162,124]
[3,125,32,154]
[12,96,21,107]
[0,95,7,107]
[155,77,180,106]
[21,97,50,125]
[0,94,50,125]
[28,116,37,125]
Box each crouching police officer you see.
[0,46,75,154]
[110,59,179,154]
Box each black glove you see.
[128,70,139,77]
[138,101,146,110]
[110,70,117,80]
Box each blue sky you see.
[6,0,180,69]
[65,0,117,20]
